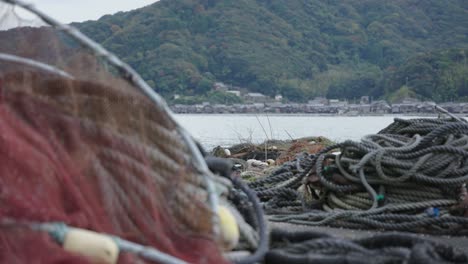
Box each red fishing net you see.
[0,2,227,263]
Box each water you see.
[174,114,430,149]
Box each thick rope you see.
[251,117,468,234]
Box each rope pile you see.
[266,229,468,264]
[250,117,468,235]
[247,152,314,211]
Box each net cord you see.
[1,219,188,264]
[0,0,220,237]
[0,52,74,78]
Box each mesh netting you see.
[0,2,226,263]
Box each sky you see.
[26,0,158,23]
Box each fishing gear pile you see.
[251,117,468,235]
[244,117,468,263]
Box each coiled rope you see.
[266,229,468,264]
[251,116,468,235]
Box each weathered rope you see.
[266,229,468,264]
[251,116,468,234]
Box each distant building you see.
[391,103,418,114]
[394,97,421,104]
[308,97,328,106]
[417,101,436,113]
[203,105,214,113]
[226,90,241,97]
[328,99,348,107]
[439,102,463,113]
[370,100,391,113]
[244,92,269,103]
[360,96,370,105]
[275,94,283,101]
[348,104,371,115]
[213,82,228,92]
[253,103,265,111]
[213,104,228,113]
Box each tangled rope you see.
[247,152,315,211]
[266,229,468,264]
[250,117,468,235]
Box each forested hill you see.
[75,0,468,103]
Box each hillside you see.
[75,0,468,103]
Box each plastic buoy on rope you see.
[63,228,119,264]
[224,148,232,157]
[218,205,240,251]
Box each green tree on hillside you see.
[74,0,468,103]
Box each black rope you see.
[205,155,269,264]
[231,177,269,264]
[267,230,468,264]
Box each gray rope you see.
[254,117,468,234]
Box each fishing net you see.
[0,1,229,263]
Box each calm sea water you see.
[174,114,433,149]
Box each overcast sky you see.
[27,0,158,23]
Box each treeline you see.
[75,0,468,102]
